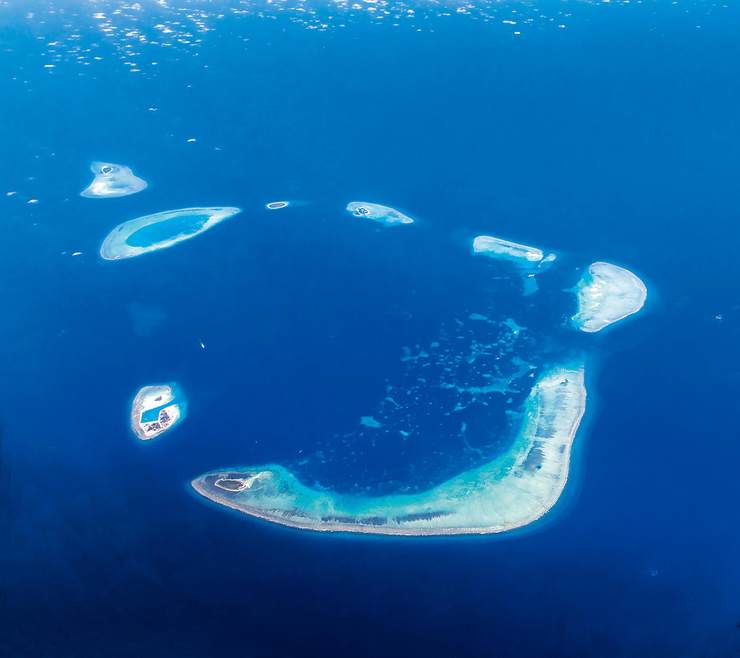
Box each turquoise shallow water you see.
[141,399,180,423]
[126,213,210,247]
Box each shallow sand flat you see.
[192,365,586,536]
[100,206,241,260]
[80,161,147,198]
[131,383,186,441]
[572,261,647,333]
[346,201,414,226]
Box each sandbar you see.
[81,161,147,198]
[130,383,187,441]
[572,261,647,333]
[192,365,586,535]
[100,206,241,260]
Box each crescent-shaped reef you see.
[191,365,586,535]
[100,206,241,260]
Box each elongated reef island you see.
[572,261,647,332]
[80,161,148,198]
[131,383,187,441]
[192,365,586,535]
[473,235,556,265]
[100,206,241,260]
[473,235,557,296]
[346,201,414,226]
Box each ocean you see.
[1,1,739,656]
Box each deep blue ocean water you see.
[1,1,739,656]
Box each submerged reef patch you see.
[80,161,147,198]
[302,307,538,495]
[100,206,241,260]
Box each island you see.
[130,383,187,441]
[191,365,586,535]
[80,161,147,198]
[346,202,414,226]
[473,235,557,295]
[572,261,647,333]
[100,206,241,260]
[265,201,289,210]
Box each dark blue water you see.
[1,2,739,656]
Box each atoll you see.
[100,206,241,260]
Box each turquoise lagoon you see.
[126,213,211,248]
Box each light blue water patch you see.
[141,398,180,423]
[125,213,210,247]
